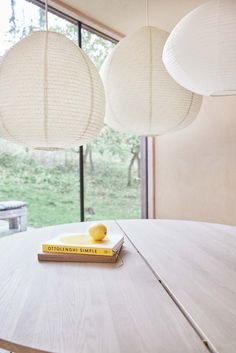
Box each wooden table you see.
[0,220,235,353]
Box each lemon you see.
[88,223,107,241]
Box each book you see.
[38,246,122,263]
[42,232,124,257]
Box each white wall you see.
[155,96,236,225]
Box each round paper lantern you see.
[163,0,236,96]
[0,31,105,150]
[100,26,202,136]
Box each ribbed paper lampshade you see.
[0,31,105,149]
[163,0,236,97]
[100,26,202,136]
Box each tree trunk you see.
[84,146,89,161]
[84,145,94,173]
[127,152,138,187]
[64,150,69,168]
[9,0,16,38]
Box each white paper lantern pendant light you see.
[0,0,105,150]
[100,0,202,136]
[163,0,236,97]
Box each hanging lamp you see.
[163,0,236,96]
[0,1,105,150]
[100,1,202,136]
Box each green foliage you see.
[82,29,115,69]
[38,8,45,29]
[48,21,78,44]
[0,150,140,227]
[90,125,140,160]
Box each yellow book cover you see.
[42,233,124,257]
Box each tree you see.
[9,0,17,39]
[87,125,140,185]
[126,136,140,187]
[82,29,115,69]
[38,8,45,29]
[7,0,37,46]
[84,145,94,173]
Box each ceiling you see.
[56,0,209,35]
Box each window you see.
[0,0,143,229]
[82,27,141,221]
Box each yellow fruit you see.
[88,224,107,241]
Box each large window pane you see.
[0,1,142,234]
[82,28,141,221]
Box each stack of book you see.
[38,232,124,263]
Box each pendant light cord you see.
[146,0,152,132]
[44,0,49,145]
[45,0,48,31]
[146,0,149,27]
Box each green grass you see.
[0,152,140,227]
[85,162,140,221]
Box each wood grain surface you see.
[117,219,236,353]
[0,221,208,353]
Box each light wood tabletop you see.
[118,219,236,353]
[0,219,235,353]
